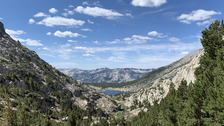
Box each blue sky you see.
[0,0,223,69]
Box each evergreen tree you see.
[3,98,17,126]
[182,20,224,125]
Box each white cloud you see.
[28,19,35,24]
[177,9,221,24]
[73,41,201,54]
[148,31,167,38]
[68,40,77,43]
[34,12,48,17]
[5,29,43,46]
[6,29,26,36]
[196,19,215,26]
[169,37,180,42]
[108,35,153,44]
[131,0,167,7]
[49,8,58,14]
[107,39,121,44]
[75,6,124,19]
[83,53,94,57]
[81,28,92,31]
[43,47,50,50]
[19,38,43,46]
[26,39,43,46]
[0,17,3,20]
[54,30,82,38]
[63,9,74,16]
[88,20,94,24]
[123,35,153,44]
[46,32,51,35]
[37,16,85,27]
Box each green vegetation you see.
[127,20,224,126]
[0,85,92,125]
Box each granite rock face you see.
[123,49,204,108]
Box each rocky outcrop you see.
[60,68,153,83]
[123,49,204,108]
[0,21,120,117]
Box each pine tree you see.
[182,20,224,125]
[3,98,17,126]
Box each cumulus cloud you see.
[63,9,74,16]
[43,47,50,50]
[123,35,153,44]
[108,35,153,44]
[28,19,35,24]
[148,31,167,38]
[75,6,124,19]
[46,32,51,35]
[131,0,167,7]
[49,8,58,14]
[5,29,43,46]
[81,28,92,31]
[34,12,49,17]
[18,38,43,46]
[25,39,43,46]
[37,16,85,27]
[107,39,121,44]
[177,9,221,24]
[54,30,83,38]
[169,37,180,42]
[6,29,26,36]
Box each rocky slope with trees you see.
[127,20,224,125]
[0,22,121,125]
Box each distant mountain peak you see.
[60,68,154,83]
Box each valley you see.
[0,10,224,126]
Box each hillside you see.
[88,49,203,93]
[127,20,224,126]
[123,49,204,109]
[0,22,120,125]
[60,68,153,83]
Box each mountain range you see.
[59,68,154,83]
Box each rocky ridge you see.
[123,49,204,109]
[60,68,153,83]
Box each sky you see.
[0,0,223,70]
